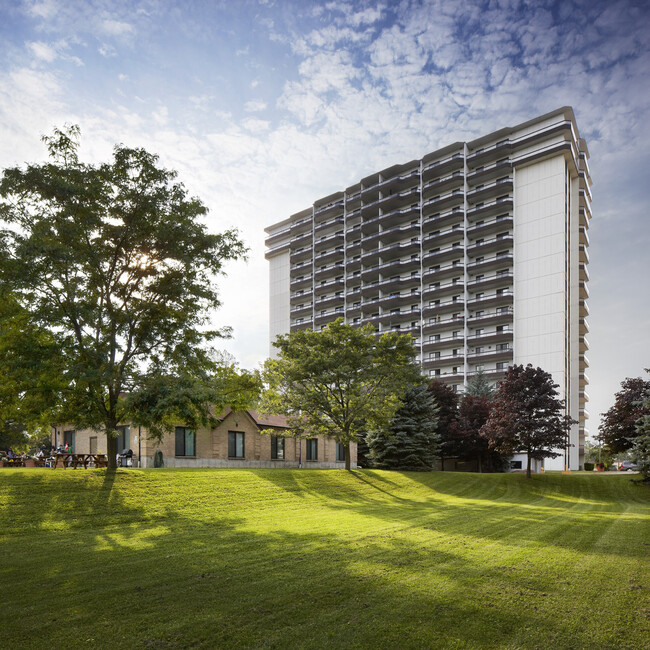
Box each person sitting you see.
[36,448,45,458]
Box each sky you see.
[1,0,649,439]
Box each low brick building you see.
[51,409,357,469]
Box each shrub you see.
[583,462,594,472]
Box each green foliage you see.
[583,462,595,472]
[0,126,247,466]
[453,393,506,472]
[481,364,576,478]
[465,368,495,398]
[367,385,440,471]
[261,318,420,469]
[426,379,459,466]
[631,383,650,481]
[598,375,650,454]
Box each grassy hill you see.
[1,469,648,648]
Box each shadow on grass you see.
[1,468,648,649]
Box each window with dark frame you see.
[336,443,346,462]
[306,438,318,461]
[175,427,195,457]
[271,436,285,460]
[228,431,245,458]
[63,430,75,452]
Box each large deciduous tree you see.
[0,126,246,467]
[261,318,420,470]
[480,364,575,478]
[366,385,440,471]
[598,376,650,454]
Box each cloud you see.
[100,18,135,37]
[244,100,267,112]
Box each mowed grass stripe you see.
[1,469,648,649]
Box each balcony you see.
[314,215,344,234]
[363,240,420,262]
[469,328,513,346]
[290,215,312,235]
[360,204,420,234]
[423,296,465,316]
[361,222,420,245]
[290,273,312,288]
[314,231,344,249]
[467,253,513,273]
[423,224,464,247]
[421,152,464,180]
[423,261,465,283]
[423,314,465,333]
[314,199,344,218]
[359,274,420,295]
[361,257,420,280]
[290,303,312,317]
[467,215,513,239]
[423,243,464,265]
[468,290,514,310]
[468,308,513,326]
[468,234,513,257]
[314,247,344,265]
[422,206,463,229]
[290,247,312,264]
[423,278,464,300]
[422,171,464,199]
[422,334,465,352]
[468,271,513,291]
[467,197,513,222]
[467,347,513,363]
[313,262,344,281]
[422,188,464,212]
[467,178,513,203]
[467,158,512,184]
[467,139,513,166]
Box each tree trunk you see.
[526,451,532,479]
[106,418,118,470]
[478,454,483,473]
[345,442,351,471]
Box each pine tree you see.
[465,369,495,398]
[367,385,440,471]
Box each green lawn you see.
[1,469,648,649]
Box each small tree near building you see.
[366,385,440,471]
[261,319,420,470]
[630,372,650,482]
[480,364,576,478]
[426,380,459,470]
[598,376,650,454]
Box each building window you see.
[89,436,98,454]
[336,443,346,462]
[228,431,245,458]
[306,438,318,461]
[175,427,195,457]
[496,362,507,370]
[271,436,285,460]
[115,425,130,453]
[511,460,523,470]
[452,367,458,374]
[435,369,441,376]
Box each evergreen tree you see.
[367,385,440,471]
[426,379,459,469]
[465,369,495,398]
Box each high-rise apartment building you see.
[265,107,591,470]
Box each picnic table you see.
[50,453,108,469]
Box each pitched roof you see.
[217,408,290,429]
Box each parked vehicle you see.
[618,461,638,472]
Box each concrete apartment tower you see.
[265,107,591,470]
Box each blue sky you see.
[1,0,649,438]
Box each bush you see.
[583,462,595,472]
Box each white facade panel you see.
[269,251,290,356]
